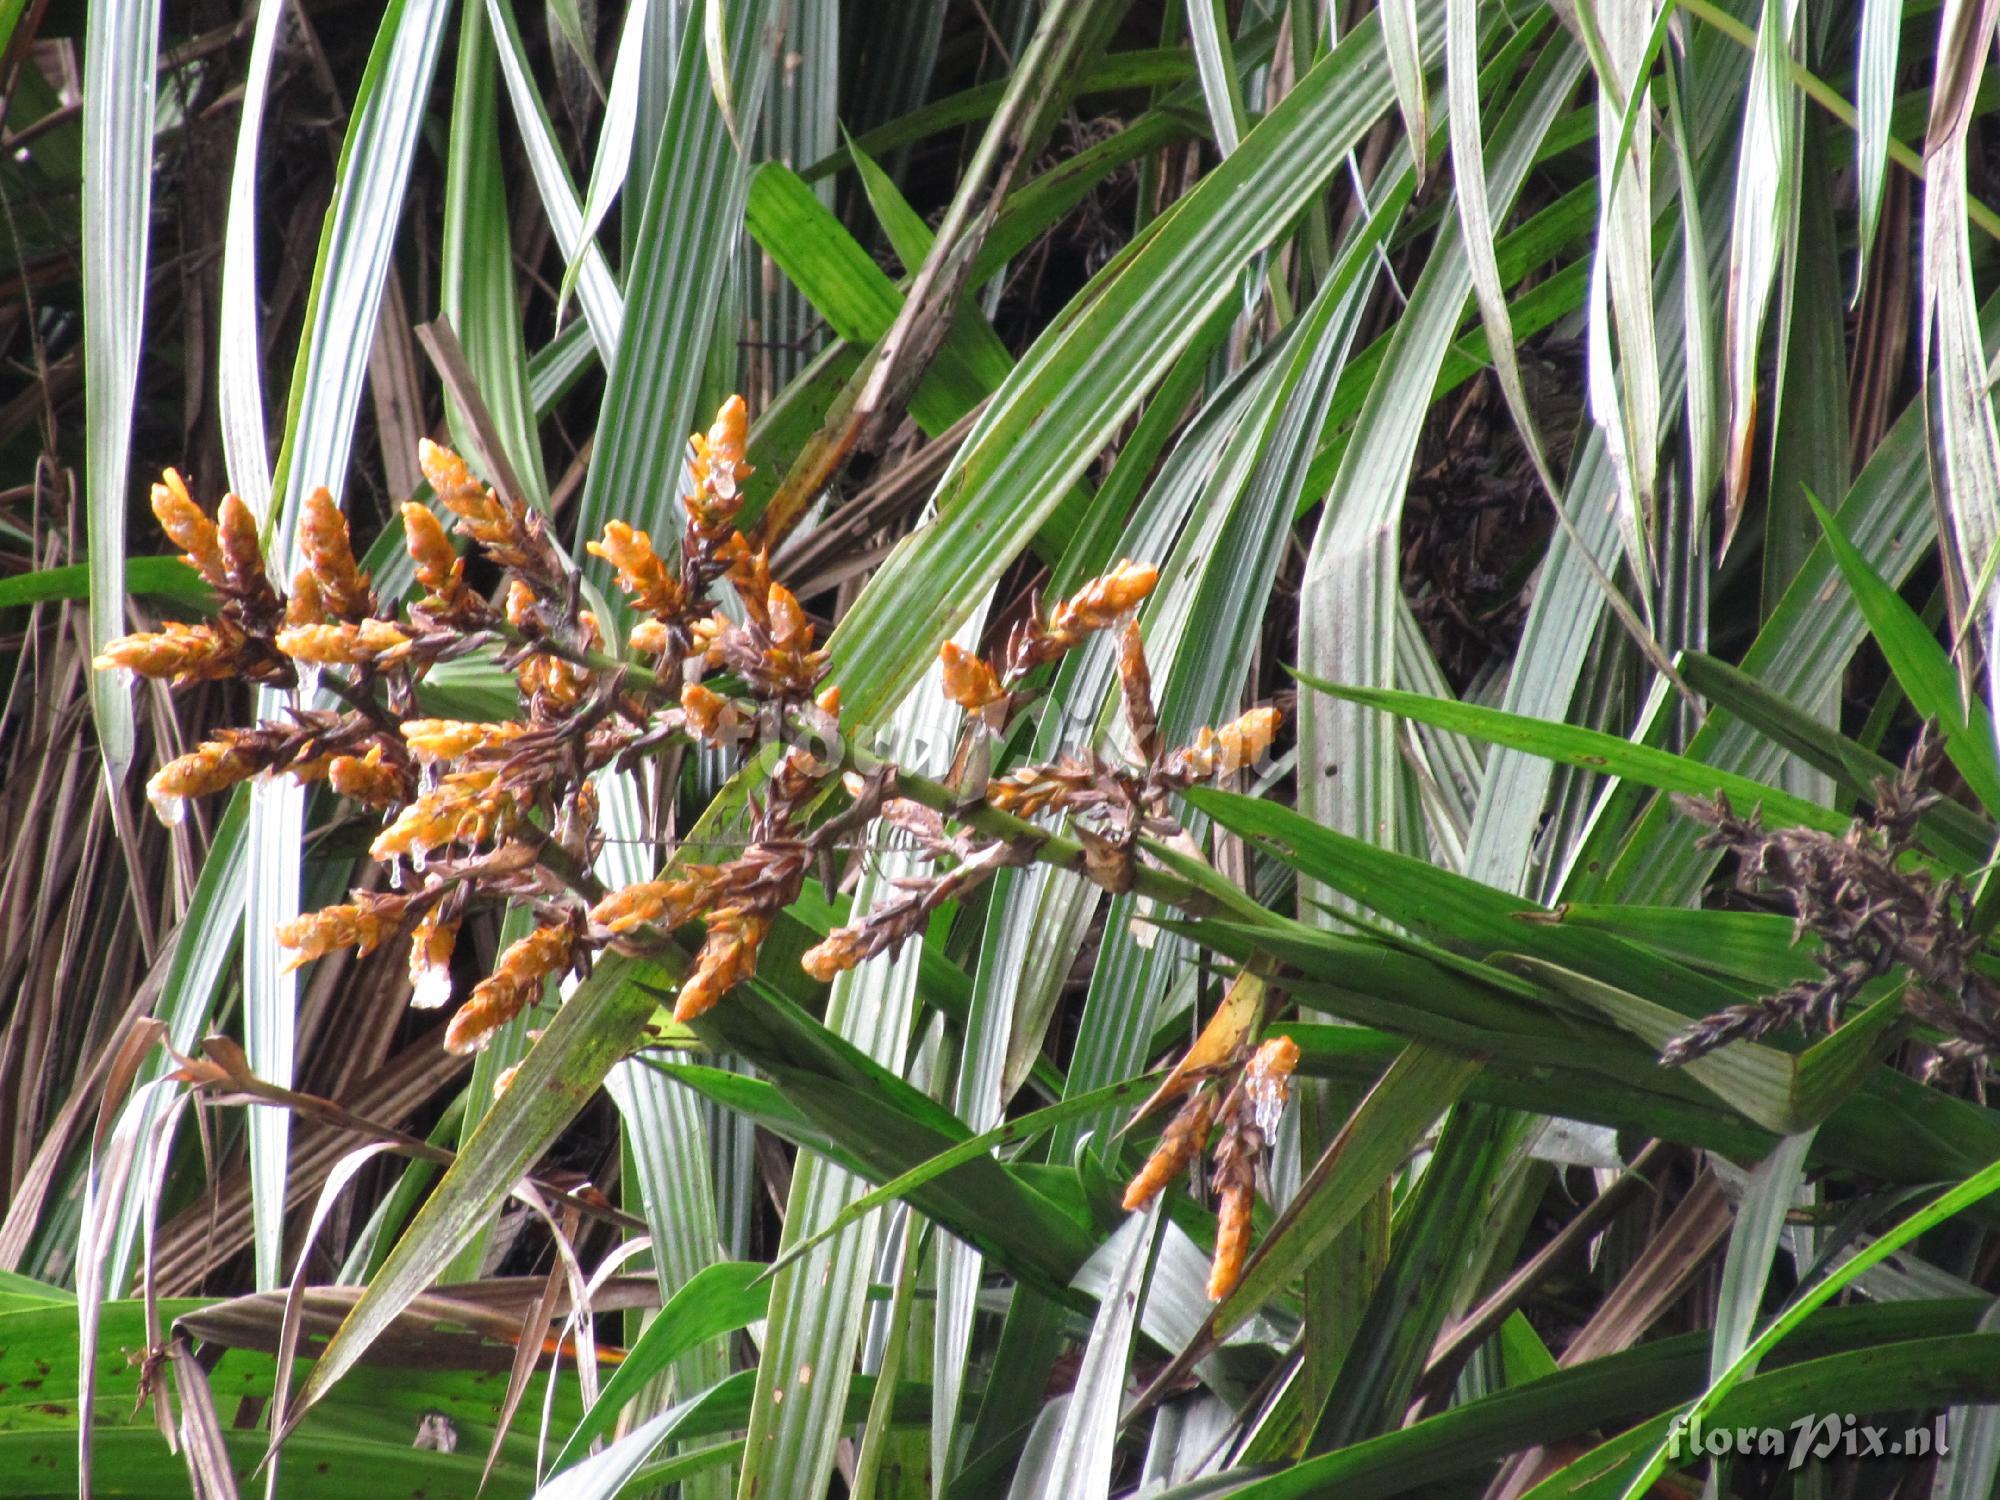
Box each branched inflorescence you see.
[1664,727,2000,1081]
[1122,1035,1301,1299]
[100,395,1294,1148]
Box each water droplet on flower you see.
[411,966,453,1010]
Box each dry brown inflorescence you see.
[98,396,1297,1296]
[1666,726,2000,1083]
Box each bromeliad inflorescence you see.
[100,397,1302,1288]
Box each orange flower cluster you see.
[445,922,577,1054]
[591,396,754,674]
[1124,1035,1300,1300]
[94,474,290,689]
[799,564,1288,988]
[102,393,1286,1081]
[937,560,1160,719]
[587,735,833,1021]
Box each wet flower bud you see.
[275,618,412,666]
[328,745,407,806]
[445,923,576,1053]
[300,486,371,618]
[407,905,459,1010]
[151,469,227,589]
[145,739,264,825]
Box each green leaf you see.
[547,1261,771,1476]
[81,0,161,788]
[825,4,1432,729]
[1803,486,2000,811]
[0,558,208,612]
[573,0,779,594]
[1300,675,1855,840]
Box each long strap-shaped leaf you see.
[216,0,284,509]
[242,0,454,1295]
[824,1,1438,731]
[1297,29,1581,909]
[81,0,161,789]
[737,608,983,1500]
[571,0,778,585]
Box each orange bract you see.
[145,740,261,825]
[675,909,768,1021]
[1049,559,1158,644]
[151,469,227,589]
[1122,1091,1218,1211]
[95,620,240,684]
[275,619,411,666]
[277,900,401,971]
[589,521,682,617]
[938,642,1006,711]
[445,923,577,1054]
[1208,1184,1254,1301]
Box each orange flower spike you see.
[300,486,371,617]
[145,740,261,825]
[588,521,681,616]
[94,621,234,682]
[766,584,809,647]
[408,906,459,1009]
[1050,559,1159,643]
[417,438,485,518]
[151,470,227,588]
[1215,706,1282,777]
[327,745,406,806]
[403,503,462,593]
[673,910,767,1022]
[800,925,865,983]
[1208,1182,1255,1300]
[215,493,268,594]
[402,718,527,764]
[938,642,1006,712]
[590,875,708,935]
[275,618,412,666]
[705,394,751,492]
[1122,1091,1218,1211]
[370,769,511,861]
[444,923,576,1054]
[277,901,395,970]
[685,397,753,533]
[286,568,327,628]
